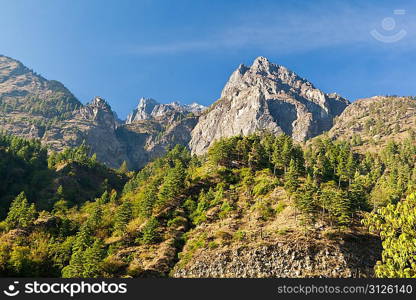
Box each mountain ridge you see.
[189,56,349,154]
[3,54,411,170]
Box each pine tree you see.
[5,192,37,230]
[88,202,103,230]
[281,138,293,172]
[82,240,104,278]
[73,222,93,252]
[109,189,118,204]
[140,217,160,245]
[114,201,132,235]
[346,152,357,185]
[318,181,338,223]
[62,249,84,278]
[271,137,284,174]
[139,185,158,218]
[248,141,266,170]
[313,153,332,182]
[284,159,300,197]
[294,175,317,223]
[348,172,368,211]
[157,159,186,207]
[118,160,129,173]
[97,191,108,205]
[333,190,351,226]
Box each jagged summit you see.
[190,57,349,154]
[126,97,206,124]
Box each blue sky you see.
[1,0,415,118]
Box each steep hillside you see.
[4,130,416,277]
[0,55,81,120]
[326,96,416,152]
[0,134,126,218]
[190,56,349,154]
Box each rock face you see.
[173,235,381,278]
[190,56,349,154]
[118,97,205,168]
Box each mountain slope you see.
[0,56,206,169]
[325,96,416,151]
[0,55,81,119]
[190,57,349,154]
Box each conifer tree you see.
[294,175,317,223]
[157,159,186,207]
[114,201,132,235]
[62,248,84,278]
[284,159,300,198]
[118,160,129,174]
[140,217,160,245]
[82,240,104,278]
[5,192,37,230]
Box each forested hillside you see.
[1,131,415,277]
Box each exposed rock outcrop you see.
[126,97,205,124]
[190,56,349,154]
[172,234,381,278]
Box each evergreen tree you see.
[248,140,266,170]
[82,240,104,278]
[62,249,84,278]
[88,202,103,230]
[348,172,368,211]
[5,192,37,230]
[140,217,160,245]
[333,190,351,226]
[73,222,93,252]
[284,159,300,197]
[139,185,158,218]
[157,159,186,207]
[114,201,132,235]
[118,161,129,174]
[294,175,317,223]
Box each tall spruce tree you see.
[5,192,36,230]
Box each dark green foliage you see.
[5,192,36,230]
[1,131,416,278]
[284,159,300,196]
[139,217,160,245]
[113,201,132,235]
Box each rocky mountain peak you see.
[77,96,117,129]
[126,97,206,124]
[89,96,112,111]
[190,57,350,154]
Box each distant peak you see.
[253,56,270,64]
[93,96,105,104]
[90,96,112,110]
[250,56,281,75]
[137,97,159,107]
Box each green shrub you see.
[275,202,287,214]
[233,230,246,241]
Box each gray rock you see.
[190,56,349,155]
